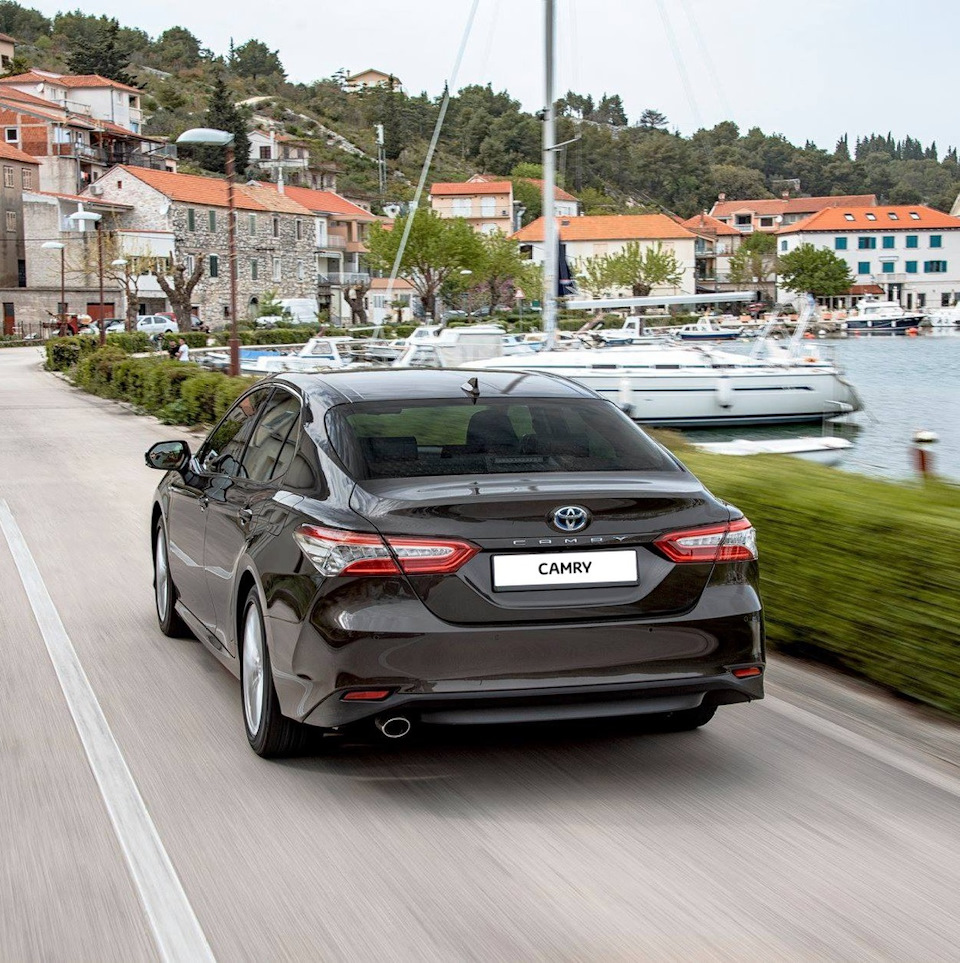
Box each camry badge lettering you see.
[549,506,591,533]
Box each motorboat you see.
[241,337,358,374]
[675,317,742,341]
[392,325,535,367]
[924,306,960,328]
[692,436,853,466]
[845,298,924,334]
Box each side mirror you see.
[145,440,190,472]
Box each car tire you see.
[646,705,717,733]
[240,588,311,758]
[153,523,191,638]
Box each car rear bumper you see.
[302,669,764,729]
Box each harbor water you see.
[682,331,960,482]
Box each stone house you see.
[82,166,320,324]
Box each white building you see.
[513,214,698,297]
[777,205,960,310]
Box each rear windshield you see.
[325,398,679,479]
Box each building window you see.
[248,213,257,235]
[882,236,895,249]
[930,235,942,248]
[835,237,847,250]
[209,254,219,278]
[857,261,870,275]
[924,260,948,273]
[760,217,774,228]
[250,258,258,280]
[858,237,876,249]
[942,293,952,306]
[272,216,279,238]
[844,213,855,221]
[779,239,787,252]
[480,196,496,218]
[909,211,921,220]
[21,169,31,190]
[452,198,471,217]
[906,235,918,249]
[272,256,281,281]
[5,210,14,232]
[259,145,271,160]
[296,260,304,280]
[209,210,217,232]
[4,128,17,143]
[735,214,751,227]
[906,261,917,274]
[295,218,302,240]
[3,166,13,188]
[881,261,895,273]
[187,208,196,232]
[184,254,195,273]
[865,212,877,221]
[888,212,899,220]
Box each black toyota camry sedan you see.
[146,369,764,756]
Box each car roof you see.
[274,367,601,408]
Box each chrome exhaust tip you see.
[375,716,412,739]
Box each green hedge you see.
[159,332,209,350]
[675,448,960,716]
[70,345,256,424]
[46,333,158,370]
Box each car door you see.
[203,387,303,655]
[166,387,273,633]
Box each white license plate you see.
[492,550,638,591]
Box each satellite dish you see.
[36,83,44,93]
[774,215,783,223]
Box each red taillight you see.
[654,517,758,563]
[732,666,763,679]
[293,524,479,577]
[342,689,392,701]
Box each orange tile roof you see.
[369,277,413,290]
[712,194,876,218]
[1,71,142,94]
[430,180,512,196]
[0,84,58,108]
[681,212,740,237]
[779,205,960,233]
[112,166,312,213]
[270,183,376,221]
[0,32,16,43]
[513,214,695,242]
[241,182,314,216]
[521,178,578,203]
[0,93,93,127]
[0,141,39,164]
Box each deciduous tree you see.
[727,232,778,295]
[607,241,683,297]
[155,257,205,331]
[366,210,484,320]
[777,243,853,297]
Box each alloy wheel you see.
[242,603,265,735]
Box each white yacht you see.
[463,341,861,427]
[243,337,357,374]
[845,298,924,333]
[924,305,960,328]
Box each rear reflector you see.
[654,516,758,563]
[732,666,763,679]
[294,524,479,577]
[342,690,391,701]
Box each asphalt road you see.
[2,345,960,962]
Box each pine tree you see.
[67,17,134,85]
[189,74,251,175]
[834,134,850,160]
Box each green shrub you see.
[45,335,98,371]
[107,331,154,353]
[213,374,257,418]
[177,372,225,424]
[144,361,195,413]
[74,345,127,395]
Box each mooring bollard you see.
[912,429,939,478]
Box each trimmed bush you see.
[107,331,154,353]
[46,335,98,371]
[160,332,209,350]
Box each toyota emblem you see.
[549,505,591,533]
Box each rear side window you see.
[327,398,677,479]
[199,388,273,476]
[242,392,302,482]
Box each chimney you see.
[277,167,285,194]
[717,192,726,201]
[781,190,790,199]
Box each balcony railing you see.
[319,272,371,286]
[318,235,347,250]
[256,157,310,169]
[735,223,754,233]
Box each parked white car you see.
[136,314,179,335]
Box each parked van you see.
[277,298,319,325]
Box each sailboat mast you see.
[542,0,558,350]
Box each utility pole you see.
[542,0,558,350]
[376,124,386,197]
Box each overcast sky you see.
[30,0,960,151]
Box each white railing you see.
[319,272,371,286]
[317,235,347,250]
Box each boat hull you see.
[845,316,922,334]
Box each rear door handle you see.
[238,507,254,526]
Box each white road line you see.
[0,500,215,963]
[766,696,960,800]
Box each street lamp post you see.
[67,204,105,346]
[41,241,65,335]
[459,268,472,322]
[176,128,239,375]
[111,258,128,329]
